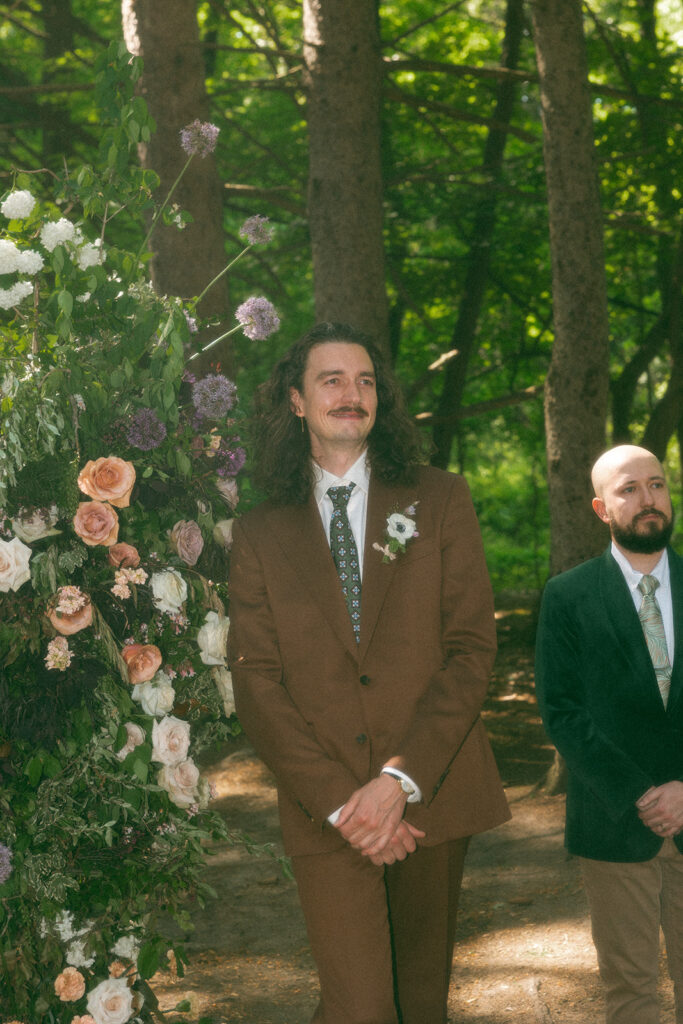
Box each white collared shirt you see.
[611,542,674,664]
[313,450,370,579]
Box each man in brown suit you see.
[228,322,509,1024]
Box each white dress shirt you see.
[313,451,422,822]
[611,543,674,664]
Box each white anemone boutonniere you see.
[373,503,419,562]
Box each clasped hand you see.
[334,775,426,866]
[636,781,683,838]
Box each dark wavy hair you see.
[250,322,425,505]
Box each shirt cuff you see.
[327,804,344,825]
[381,766,422,803]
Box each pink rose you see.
[73,501,119,547]
[107,543,140,568]
[122,643,162,685]
[54,966,86,1002]
[77,457,136,508]
[168,519,203,566]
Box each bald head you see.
[591,445,664,501]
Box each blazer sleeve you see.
[535,576,653,821]
[228,517,363,824]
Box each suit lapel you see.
[667,547,683,712]
[268,494,359,657]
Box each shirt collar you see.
[313,449,371,506]
[610,541,669,593]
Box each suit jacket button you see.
[359,675,370,686]
[355,733,367,745]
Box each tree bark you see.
[430,0,524,469]
[122,0,231,370]
[303,0,390,351]
[530,0,610,581]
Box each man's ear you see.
[592,496,609,524]
[289,387,303,417]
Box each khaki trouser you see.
[580,838,683,1024]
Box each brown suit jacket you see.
[228,465,510,856]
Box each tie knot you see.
[327,485,354,511]
[638,574,659,597]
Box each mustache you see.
[332,405,369,416]
[634,508,667,523]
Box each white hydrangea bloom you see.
[77,240,103,270]
[1,190,36,220]
[0,281,34,310]
[16,249,44,275]
[66,936,96,968]
[111,933,140,962]
[0,239,22,274]
[40,217,76,252]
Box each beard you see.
[610,508,675,554]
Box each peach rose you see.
[48,597,93,636]
[107,542,140,568]
[108,960,127,978]
[73,1017,97,1024]
[168,519,203,566]
[77,457,136,508]
[54,966,86,1002]
[122,643,162,685]
[73,501,119,547]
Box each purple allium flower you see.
[239,215,275,246]
[216,442,246,478]
[192,374,237,420]
[235,296,280,341]
[126,407,167,451]
[182,370,197,384]
[183,310,198,334]
[0,844,12,885]
[179,119,220,158]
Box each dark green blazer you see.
[535,546,683,862]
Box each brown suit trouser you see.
[580,838,683,1024]
[291,838,469,1024]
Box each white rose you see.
[131,672,175,717]
[158,758,200,808]
[86,976,134,1024]
[197,610,229,666]
[150,569,187,614]
[115,722,146,761]
[11,504,59,543]
[151,715,191,767]
[0,536,32,592]
[212,519,234,550]
[212,666,235,716]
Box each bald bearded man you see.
[536,445,683,1024]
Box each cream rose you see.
[131,672,175,717]
[77,457,136,508]
[122,643,162,685]
[54,966,86,1001]
[212,519,234,550]
[158,758,200,808]
[107,543,140,568]
[11,504,59,543]
[151,715,191,767]
[150,569,187,614]
[116,722,146,760]
[86,976,134,1024]
[73,501,119,547]
[0,536,32,592]
[212,667,235,716]
[197,610,229,666]
[168,519,204,566]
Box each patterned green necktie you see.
[327,485,361,643]
[638,574,671,709]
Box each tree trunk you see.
[430,0,524,469]
[531,0,610,796]
[122,0,231,370]
[303,0,390,352]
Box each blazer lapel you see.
[268,495,359,658]
[666,547,683,712]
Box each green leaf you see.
[25,755,42,787]
[137,941,161,980]
[132,758,149,783]
[57,290,73,316]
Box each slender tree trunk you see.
[531,0,610,797]
[303,0,390,351]
[530,0,609,579]
[431,0,524,469]
[122,0,231,370]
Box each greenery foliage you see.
[0,42,280,1024]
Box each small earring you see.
[300,416,305,434]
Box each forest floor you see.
[151,595,677,1024]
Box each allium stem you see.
[192,246,252,309]
[138,153,194,258]
[187,324,241,362]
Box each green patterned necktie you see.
[327,485,361,643]
[638,574,671,709]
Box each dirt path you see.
[152,600,677,1023]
